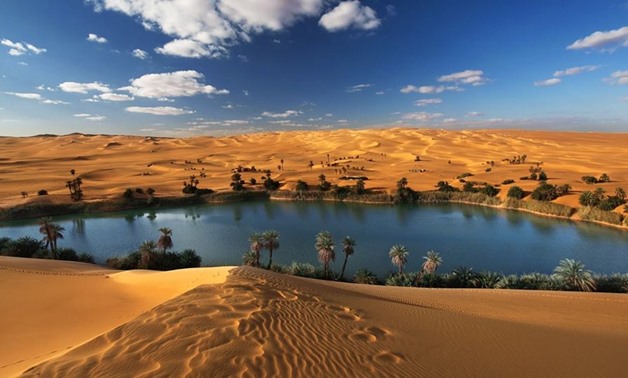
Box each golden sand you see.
[1,128,627,211]
[0,257,626,377]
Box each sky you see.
[0,0,627,136]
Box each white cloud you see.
[415,98,442,106]
[88,0,332,59]
[319,1,380,32]
[120,70,228,98]
[243,89,249,96]
[567,26,628,50]
[553,65,600,77]
[465,111,483,117]
[155,39,228,58]
[606,70,628,85]
[1,39,46,56]
[74,113,91,117]
[86,116,106,121]
[36,85,56,91]
[4,92,42,100]
[5,92,67,105]
[126,106,194,115]
[438,70,487,86]
[222,119,249,125]
[442,118,457,123]
[132,48,149,59]
[59,81,111,94]
[97,93,135,101]
[17,61,28,66]
[41,99,70,105]
[400,85,460,94]
[87,33,108,43]
[375,91,384,95]
[337,119,349,123]
[261,110,301,118]
[534,78,561,87]
[346,83,372,93]
[402,112,444,122]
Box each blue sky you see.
[0,0,627,136]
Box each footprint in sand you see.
[348,326,390,344]
[374,351,404,364]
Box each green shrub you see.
[288,262,317,277]
[594,274,628,293]
[416,273,447,288]
[447,266,479,288]
[1,236,45,258]
[178,249,202,268]
[502,179,515,185]
[77,252,95,264]
[531,182,558,201]
[582,175,597,184]
[353,268,379,284]
[123,188,134,200]
[57,248,79,261]
[480,184,499,197]
[38,189,48,196]
[476,271,503,288]
[295,180,308,191]
[456,172,474,179]
[507,186,524,199]
[385,272,417,287]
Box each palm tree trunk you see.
[267,248,273,269]
[340,255,349,279]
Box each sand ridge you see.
[1,129,628,211]
[7,263,628,377]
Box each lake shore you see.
[2,256,628,377]
[1,128,627,229]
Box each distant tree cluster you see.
[582,173,610,185]
[579,187,626,210]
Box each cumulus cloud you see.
[438,70,487,86]
[319,1,380,32]
[59,81,111,94]
[126,106,194,115]
[534,78,561,87]
[415,98,442,106]
[1,39,46,56]
[132,48,149,59]
[41,99,70,105]
[97,93,135,101]
[553,65,600,77]
[402,112,444,122]
[261,110,301,118]
[346,83,372,93]
[87,33,108,43]
[606,70,628,85]
[567,26,628,50]
[88,0,349,59]
[120,70,228,99]
[400,85,459,94]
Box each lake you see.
[2,201,628,277]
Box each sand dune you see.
[1,258,626,377]
[1,129,627,212]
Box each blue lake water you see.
[1,201,628,277]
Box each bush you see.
[38,189,48,196]
[78,252,95,264]
[531,182,558,201]
[577,207,624,225]
[436,181,458,192]
[456,172,474,179]
[479,184,499,197]
[416,273,447,288]
[447,266,478,288]
[264,177,281,191]
[135,187,144,194]
[507,186,525,199]
[501,179,515,185]
[288,262,317,277]
[386,272,417,287]
[249,178,257,185]
[178,249,202,268]
[594,274,628,293]
[106,251,142,270]
[1,236,45,258]
[123,188,134,200]
[295,180,308,191]
[57,248,79,261]
[353,268,379,284]
[476,271,503,288]
[505,198,575,217]
[582,176,597,184]
[599,173,610,183]
[538,171,548,181]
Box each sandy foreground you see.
[1,257,627,377]
[1,128,628,210]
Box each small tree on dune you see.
[249,232,264,267]
[553,259,595,292]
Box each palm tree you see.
[249,232,264,267]
[263,230,280,269]
[553,259,596,292]
[315,231,335,277]
[39,218,64,259]
[388,244,409,274]
[157,227,173,253]
[421,250,443,275]
[139,240,157,269]
[340,236,356,279]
